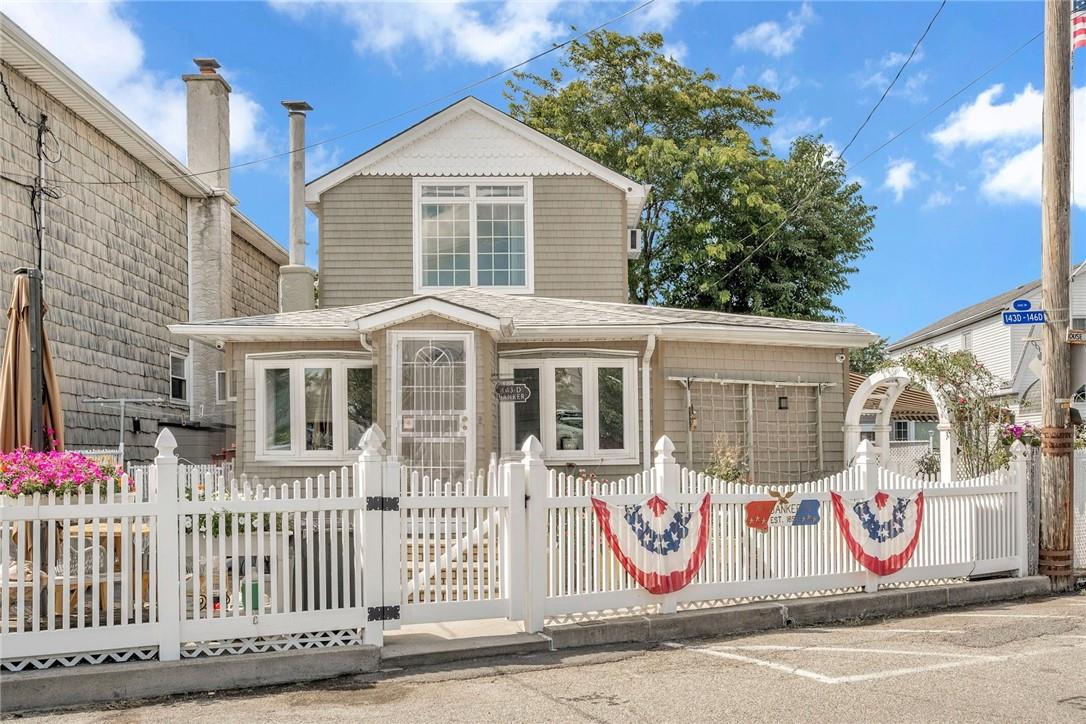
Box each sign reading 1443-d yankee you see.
[494,381,532,403]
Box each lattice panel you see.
[181,628,366,658]
[2,647,158,672]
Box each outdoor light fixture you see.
[778,396,789,410]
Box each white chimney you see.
[279,100,317,312]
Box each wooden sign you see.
[1067,329,1086,344]
[495,382,532,403]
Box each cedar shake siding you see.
[1,63,190,463]
[317,175,628,307]
[232,230,281,317]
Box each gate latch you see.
[366,496,400,512]
[367,605,401,622]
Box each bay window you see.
[500,357,638,464]
[254,358,373,461]
[413,178,533,293]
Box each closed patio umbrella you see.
[0,271,64,451]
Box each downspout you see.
[642,333,656,470]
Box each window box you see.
[252,358,374,463]
[412,178,534,293]
[499,357,638,466]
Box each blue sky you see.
[5,1,1085,341]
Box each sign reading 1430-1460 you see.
[1002,310,1046,325]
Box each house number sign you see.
[495,382,532,403]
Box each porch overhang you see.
[351,297,507,335]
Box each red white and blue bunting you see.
[591,494,711,595]
[831,490,925,576]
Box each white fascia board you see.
[510,324,876,348]
[168,324,358,343]
[304,97,647,209]
[352,297,503,334]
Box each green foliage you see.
[506,30,875,320]
[704,435,749,482]
[894,348,1008,477]
[849,337,890,377]
[915,449,940,480]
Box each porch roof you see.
[170,289,877,348]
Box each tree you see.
[849,337,890,376]
[506,31,875,320]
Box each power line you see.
[19,0,658,189]
[708,0,948,292]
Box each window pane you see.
[171,378,186,400]
[421,184,469,197]
[512,368,541,450]
[477,185,524,197]
[421,203,470,287]
[304,367,334,451]
[347,367,373,450]
[264,368,292,451]
[597,367,625,450]
[170,355,186,377]
[477,203,526,287]
[554,367,584,451]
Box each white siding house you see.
[889,270,1086,425]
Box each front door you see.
[392,332,474,484]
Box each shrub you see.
[705,436,749,482]
[0,448,123,497]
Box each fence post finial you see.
[1009,439,1027,459]
[854,438,876,465]
[154,427,177,459]
[521,434,544,461]
[360,424,386,458]
[654,435,676,464]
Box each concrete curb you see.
[381,632,553,669]
[543,576,1052,649]
[1,645,380,715]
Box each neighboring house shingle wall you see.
[0,63,190,462]
[231,230,281,317]
[317,175,628,307]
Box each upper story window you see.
[413,178,534,293]
[170,352,189,404]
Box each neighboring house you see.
[173,97,877,484]
[888,268,1086,426]
[0,17,288,463]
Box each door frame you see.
[389,330,476,479]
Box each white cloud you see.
[768,114,829,151]
[883,158,917,202]
[859,48,926,102]
[733,2,814,58]
[3,1,270,164]
[758,68,799,94]
[274,0,568,67]
[628,0,684,32]
[661,41,689,64]
[929,83,1042,150]
[930,83,1085,209]
[922,190,951,209]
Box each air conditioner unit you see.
[627,228,643,258]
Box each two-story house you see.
[889,267,1086,426]
[173,97,876,484]
[1,17,288,463]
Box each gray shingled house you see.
[172,97,876,484]
[1,17,288,463]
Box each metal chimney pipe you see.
[282,101,312,266]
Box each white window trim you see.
[170,351,189,405]
[389,330,476,478]
[215,369,238,404]
[252,357,374,464]
[412,177,535,294]
[499,357,639,467]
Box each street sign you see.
[1068,329,1086,344]
[1003,310,1046,325]
[495,382,532,403]
[1012,299,1032,311]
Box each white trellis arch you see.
[845,366,957,481]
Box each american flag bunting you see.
[1075,0,1086,54]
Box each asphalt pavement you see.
[12,593,1086,723]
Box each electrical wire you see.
[708,0,948,292]
[11,0,659,188]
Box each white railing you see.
[2,427,1033,672]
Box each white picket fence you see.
[2,427,1033,672]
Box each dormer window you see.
[413,178,534,293]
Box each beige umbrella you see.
[0,273,64,452]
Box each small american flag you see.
[1075,0,1086,53]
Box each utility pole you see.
[1039,0,1074,591]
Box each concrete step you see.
[381,631,552,668]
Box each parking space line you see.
[662,643,837,684]
[806,627,965,634]
[944,613,1080,619]
[711,645,1001,660]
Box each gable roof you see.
[888,278,1041,351]
[305,97,649,225]
[171,288,877,349]
[1,14,287,266]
